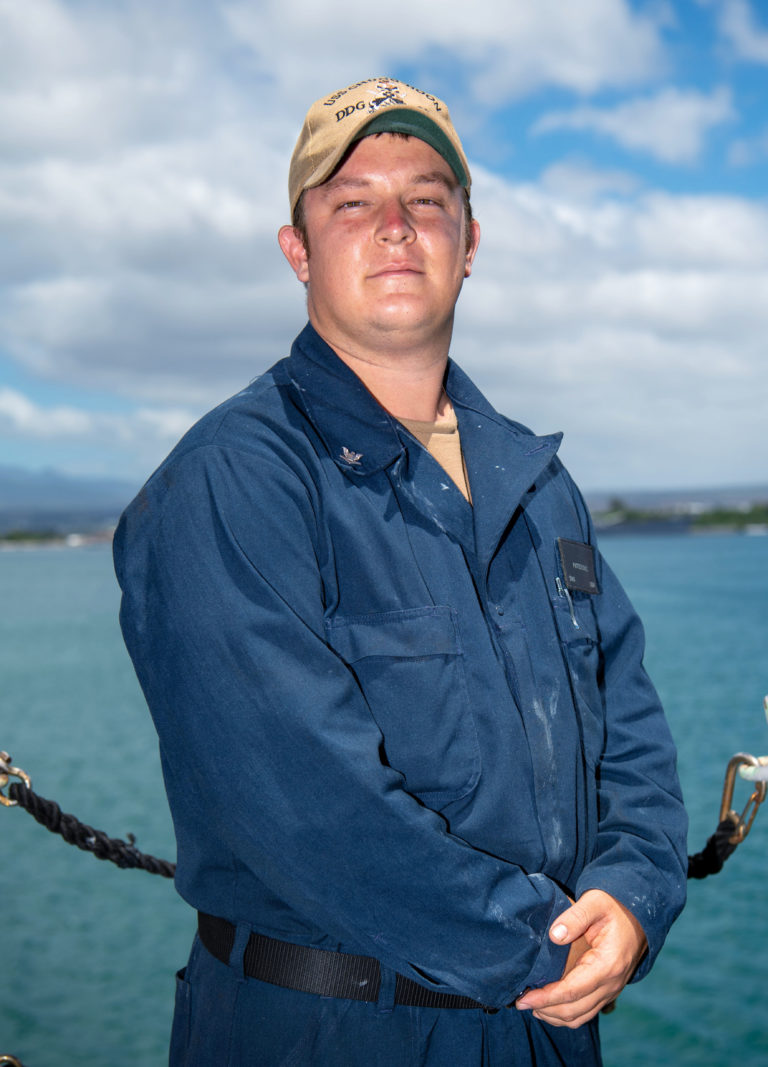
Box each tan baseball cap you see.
[288,77,471,217]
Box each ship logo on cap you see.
[368,80,406,113]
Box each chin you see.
[372,297,434,325]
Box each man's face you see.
[279,134,480,361]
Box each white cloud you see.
[539,160,642,201]
[223,0,666,103]
[533,86,736,163]
[449,167,768,488]
[0,122,295,403]
[0,386,195,443]
[0,0,668,164]
[4,141,768,489]
[717,0,768,63]
[3,270,298,405]
[0,0,84,85]
[0,387,92,436]
[0,135,284,274]
[0,385,198,478]
[0,0,673,407]
[630,192,768,267]
[0,1,232,162]
[0,0,765,491]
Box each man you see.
[114,78,687,1065]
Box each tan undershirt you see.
[398,404,472,504]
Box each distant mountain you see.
[585,484,768,537]
[1,463,766,537]
[0,465,140,535]
[585,484,768,514]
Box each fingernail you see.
[551,923,568,941]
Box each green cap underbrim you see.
[353,109,468,188]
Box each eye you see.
[411,194,446,209]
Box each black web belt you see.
[198,912,493,1010]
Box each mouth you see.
[370,264,422,279]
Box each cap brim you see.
[354,109,468,188]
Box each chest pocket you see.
[325,605,480,806]
[552,595,606,768]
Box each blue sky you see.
[1,0,767,493]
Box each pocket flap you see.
[326,605,460,663]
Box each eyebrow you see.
[411,171,459,191]
[321,170,458,196]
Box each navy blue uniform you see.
[114,323,687,1065]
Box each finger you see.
[517,953,597,1011]
[519,929,632,1014]
[522,959,628,1027]
[531,995,605,1029]
[523,981,607,1028]
[548,899,594,945]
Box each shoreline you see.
[0,531,115,551]
[2,525,766,551]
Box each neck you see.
[336,345,449,421]
[312,325,452,423]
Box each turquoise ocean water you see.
[1,534,767,1066]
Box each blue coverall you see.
[114,323,688,1065]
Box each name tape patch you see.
[557,538,600,595]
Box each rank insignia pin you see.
[340,447,363,466]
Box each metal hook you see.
[719,752,767,844]
[0,751,31,808]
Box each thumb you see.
[549,899,593,945]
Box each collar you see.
[286,323,563,560]
[286,323,405,477]
[443,360,563,564]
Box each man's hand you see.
[515,889,647,1028]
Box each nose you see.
[375,198,416,244]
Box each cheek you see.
[427,225,469,269]
[307,242,363,306]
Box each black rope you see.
[5,779,742,883]
[687,817,740,879]
[8,781,176,879]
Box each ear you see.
[278,225,309,283]
[464,219,481,278]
